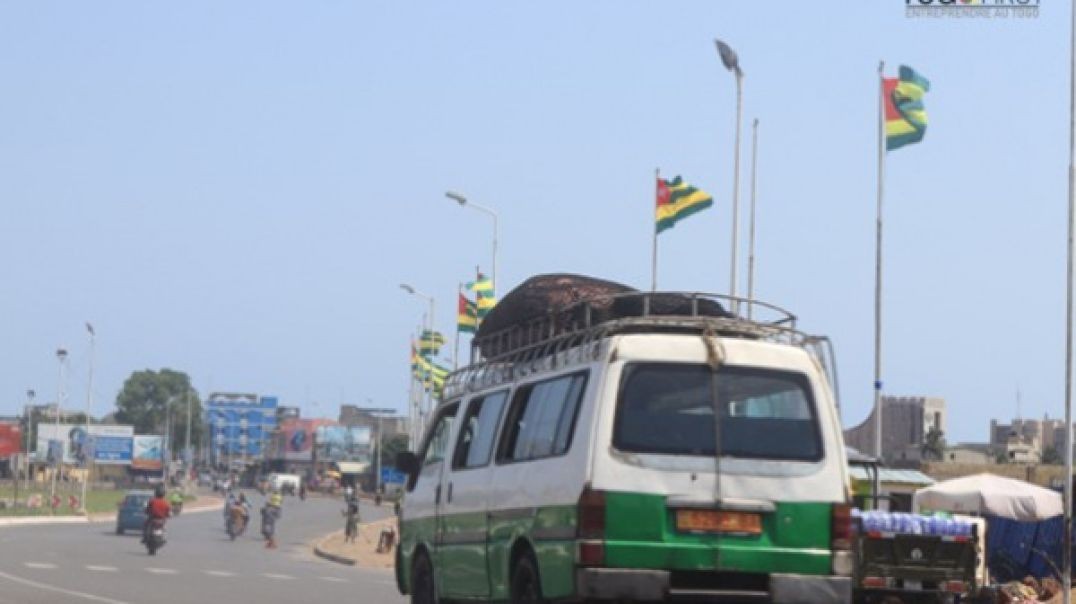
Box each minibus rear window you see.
[613,363,822,461]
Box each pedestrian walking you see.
[343,496,360,544]
[261,492,282,549]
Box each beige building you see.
[844,396,945,465]
[991,416,1069,460]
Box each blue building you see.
[206,393,278,466]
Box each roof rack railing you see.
[440,291,838,402]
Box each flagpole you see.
[874,60,886,460]
[652,168,660,291]
[747,118,759,320]
[453,283,462,371]
[1063,0,1075,598]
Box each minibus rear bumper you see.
[575,568,851,603]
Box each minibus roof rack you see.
[442,291,840,405]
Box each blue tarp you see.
[986,515,1065,581]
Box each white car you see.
[268,473,301,494]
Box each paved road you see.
[0,490,406,604]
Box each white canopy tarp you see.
[912,473,1062,521]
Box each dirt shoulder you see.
[314,517,397,570]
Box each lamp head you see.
[445,191,467,206]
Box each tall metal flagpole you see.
[874,61,886,460]
[747,118,759,320]
[1064,0,1075,599]
[453,283,463,371]
[652,169,660,291]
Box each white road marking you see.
[320,576,347,582]
[0,569,132,604]
[85,566,117,572]
[262,572,294,580]
[204,570,235,577]
[144,567,177,575]
[23,562,56,569]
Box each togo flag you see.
[884,65,930,151]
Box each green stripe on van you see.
[604,492,833,575]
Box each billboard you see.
[35,424,134,465]
[315,425,372,462]
[206,393,278,462]
[0,422,22,458]
[281,419,314,461]
[132,436,164,471]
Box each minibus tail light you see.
[831,503,852,551]
[577,487,606,539]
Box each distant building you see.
[339,405,409,439]
[943,445,992,465]
[843,396,946,465]
[205,393,278,466]
[990,416,1069,460]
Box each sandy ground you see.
[317,516,397,569]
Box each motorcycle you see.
[145,518,166,555]
[226,505,249,541]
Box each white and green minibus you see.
[395,291,853,603]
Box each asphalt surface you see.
[0,489,406,604]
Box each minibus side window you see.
[451,391,508,470]
[421,403,459,468]
[498,372,588,463]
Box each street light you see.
[714,38,744,314]
[445,191,499,292]
[81,322,95,513]
[51,348,68,502]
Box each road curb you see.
[0,515,89,527]
[313,532,357,566]
[0,498,224,527]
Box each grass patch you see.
[0,487,127,516]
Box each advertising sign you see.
[380,467,407,485]
[0,423,22,458]
[315,425,372,462]
[35,424,134,465]
[132,436,164,471]
[282,420,314,461]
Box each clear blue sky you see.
[0,2,1067,444]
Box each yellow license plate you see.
[675,509,762,535]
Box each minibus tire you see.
[510,553,545,604]
[411,552,437,604]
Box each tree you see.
[114,369,204,452]
[378,433,411,469]
[921,427,946,461]
[1042,447,1064,465]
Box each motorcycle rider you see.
[142,484,171,544]
[228,493,251,536]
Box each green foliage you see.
[379,433,410,467]
[921,427,946,461]
[114,369,204,449]
[1041,447,1064,465]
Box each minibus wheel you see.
[411,552,437,604]
[510,552,545,604]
